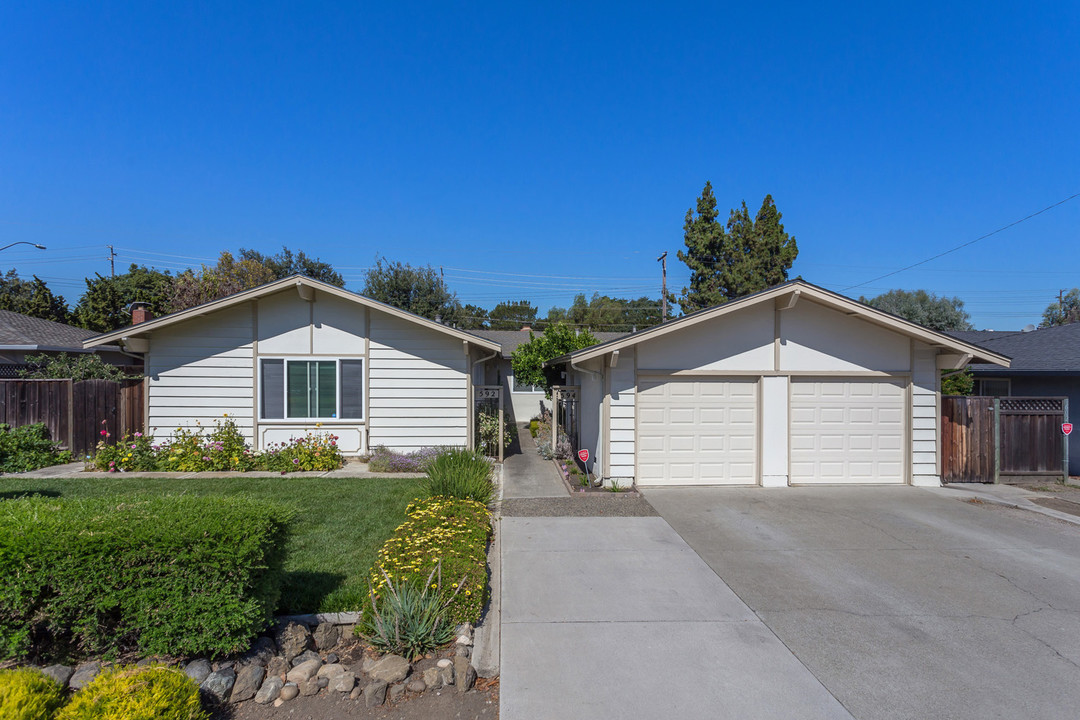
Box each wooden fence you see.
[942,396,1068,483]
[0,379,145,456]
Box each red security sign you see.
[578,449,590,463]
[1063,423,1073,436]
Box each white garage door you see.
[637,377,757,485]
[790,378,906,484]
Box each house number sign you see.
[476,388,500,400]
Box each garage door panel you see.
[638,377,757,486]
[790,378,905,485]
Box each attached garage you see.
[552,280,1010,489]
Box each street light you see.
[0,242,46,252]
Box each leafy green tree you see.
[20,352,141,381]
[361,257,462,323]
[239,246,345,286]
[1042,288,1080,327]
[73,265,173,332]
[170,251,277,312]
[547,293,661,332]
[677,183,797,313]
[860,289,973,331]
[510,323,598,396]
[0,271,71,323]
[488,300,539,330]
[941,368,974,395]
[459,304,489,330]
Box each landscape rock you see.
[239,636,276,668]
[316,676,329,688]
[279,682,299,701]
[317,663,346,678]
[266,656,289,679]
[325,652,339,664]
[42,665,74,688]
[254,675,284,705]
[456,644,471,658]
[184,659,212,684]
[69,662,102,690]
[330,671,356,693]
[364,680,387,707]
[437,658,455,687]
[455,623,473,637]
[312,622,341,650]
[299,679,321,696]
[455,634,473,646]
[286,658,322,683]
[389,682,406,701]
[291,649,321,667]
[453,655,475,693]
[275,621,313,662]
[367,654,410,684]
[200,668,236,702]
[349,685,363,700]
[407,678,426,693]
[213,660,235,672]
[230,665,265,703]
[422,666,442,690]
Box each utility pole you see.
[657,251,668,322]
[107,245,116,278]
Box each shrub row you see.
[0,665,206,720]
[0,494,292,661]
[0,424,72,474]
[367,496,492,627]
[92,418,343,473]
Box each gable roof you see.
[82,275,501,352]
[0,310,115,352]
[550,279,1011,367]
[949,324,1080,374]
[472,329,627,358]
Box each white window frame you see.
[258,356,366,423]
[510,370,544,394]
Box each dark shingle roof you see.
[0,310,97,349]
[948,324,1080,374]
[471,329,627,358]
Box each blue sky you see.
[1,2,1077,329]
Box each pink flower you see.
[292,458,300,464]
[134,432,143,438]
[100,430,107,436]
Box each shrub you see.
[475,407,516,454]
[361,565,458,661]
[529,419,538,438]
[56,665,207,720]
[0,424,72,474]
[0,667,65,720]
[425,448,494,505]
[367,496,491,627]
[261,432,344,472]
[367,446,440,473]
[0,495,292,661]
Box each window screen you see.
[340,359,364,419]
[261,359,284,419]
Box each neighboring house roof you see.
[472,329,627,359]
[548,279,1011,367]
[81,275,502,353]
[948,324,1080,375]
[0,310,117,353]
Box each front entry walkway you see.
[501,424,569,499]
[498,512,853,719]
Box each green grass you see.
[0,476,425,614]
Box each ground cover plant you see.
[91,418,343,473]
[0,495,291,661]
[0,667,65,720]
[57,665,207,720]
[0,475,425,615]
[425,448,495,505]
[365,445,440,473]
[0,423,72,474]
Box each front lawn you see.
[0,475,426,614]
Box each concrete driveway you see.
[643,486,1080,720]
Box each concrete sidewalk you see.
[499,516,852,720]
[501,426,568,499]
[6,458,424,479]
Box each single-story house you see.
[548,279,1010,488]
[472,328,625,423]
[949,324,1080,475]
[0,310,138,377]
[82,276,502,454]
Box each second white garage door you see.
[789,378,906,484]
[637,377,757,485]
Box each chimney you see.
[131,302,153,325]
[521,323,531,331]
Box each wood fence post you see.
[66,379,74,452]
[993,398,1000,484]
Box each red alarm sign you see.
[1063,423,1073,436]
[578,449,590,463]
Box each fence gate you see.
[474,385,504,462]
[942,396,1067,483]
[551,385,580,454]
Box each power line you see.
[842,191,1080,291]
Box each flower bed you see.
[365,445,440,473]
[91,418,343,473]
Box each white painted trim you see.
[257,356,366,422]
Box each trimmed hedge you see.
[367,496,491,626]
[0,667,65,720]
[0,495,292,661]
[56,665,207,720]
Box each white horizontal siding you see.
[911,345,939,485]
[608,349,636,481]
[368,313,469,451]
[147,305,254,444]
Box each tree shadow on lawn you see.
[279,570,351,615]
[0,489,61,500]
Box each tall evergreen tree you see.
[0,271,71,323]
[488,300,539,330]
[361,257,462,323]
[677,183,798,313]
[239,246,345,287]
[73,265,174,332]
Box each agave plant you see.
[362,563,464,660]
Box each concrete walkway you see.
[501,425,568,499]
[499,514,852,720]
[6,458,425,479]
